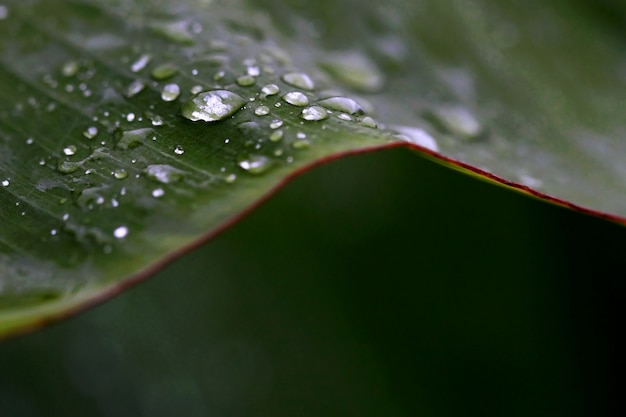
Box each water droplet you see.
[83,126,98,139]
[150,114,164,126]
[161,83,180,101]
[214,71,226,81]
[426,106,483,140]
[291,139,310,149]
[319,51,384,92]
[126,80,146,97]
[269,130,284,142]
[152,188,165,198]
[151,64,179,80]
[236,75,256,87]
[26,137,34,145]
[1,179,9,187]
[301,105,328,121]
[174,145,185,155]
[282,92,309,107]
[269,120,283,129]
[113,226,129,239]
[131,54,151,73]
[62,61,80,77]
[190,85,204,95]
[144,164,184,184]
[359,116,378,128]
[181,90,246,122]
[0,5,8,20]
[225,173,237,183]
[116,128,154,150]
[254,106,270,116]
[393,126,439,152]
[281,72,315,90]
[318,97,365,115]
[238,155,272,174]
[126,112,136,122]
[337,113,352,121]
[113,169,128,180]
[261,84,280,97]
[151,20,194,45]
[63,145,77,156]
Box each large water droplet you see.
[393,126,439,152]
[181,90,246,122]
[301,106,328,121]
[282,92,309,107]
[161,83,181,101]
[320,51,384,92]
[281,72,315,90]
[144,164,184,184]
[318,97,365,115]
[238,155,272,174]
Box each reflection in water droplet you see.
[254,106,270,116]
[238,155,272,174]
[144,164,184,184]
[181,90,246,122]
[161,83,181,101]
[83,126,98,139]
[113,226,129,239]
[301,106,328,121]
[281,72,315,90]
[318,97,365,115]
[393,126,439,152]
[282,92,309,107]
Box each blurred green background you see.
[0,148,623,416]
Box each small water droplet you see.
[150,114,164,126]
[113,169,128,179]
[152,188,165,198]
[282,92,309,107]
[181,90,246,122]
[26,137,34,145]
[301,105,328,121]
[214,70,226,81]
[83,126,98,139]
[1,179,9,187]
[236,75,256,87]
[261,84,280,97]
[161,83,180,101]
[225,173,237,183]
[270,119,283,129]
[126,112,136,122]
[151,20,195,45]
[426,106,484,140]
[269,130,284,142]
[152,64,179,80]
[174,145,185,155]
[359,116,378,128]
[113,226,129,239]
[190,85,204,95]
[238,155,272,174]
[317,97,365,115]
[62,61,80,77]
[144,164,184,184]
[131,54,151,73]
[254,106,270,116]
[0,5,8,20]
[291,139,310,149]
[281,72,315,90]
[126,79,146,97]
[337,113,352,121]
[63,145,77,156]
[393,126,439,152]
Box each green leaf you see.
[1,0,625,337]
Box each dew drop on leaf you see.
[301,105,328,121]
[130,54,151,73]
[126,80,146,98]
[116,128,154,150]
[83,126,98,139]
[393,126,439,152]
[161,83,181,101]
[236,75,256,87]
[151,64,179,80]
[281,72,315,90]
[113,226,129,239]
[260,84,280,97]
[282,92,309,107]
[181,90,246,122]
[144,164,184,184]
[238,155,272,174]
[426,106,484,140]
[254,106,270,116]
[317,97,365,115]
[319,51,384,92]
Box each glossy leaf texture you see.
[1,0,625,337]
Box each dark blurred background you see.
[0,148,623,416]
